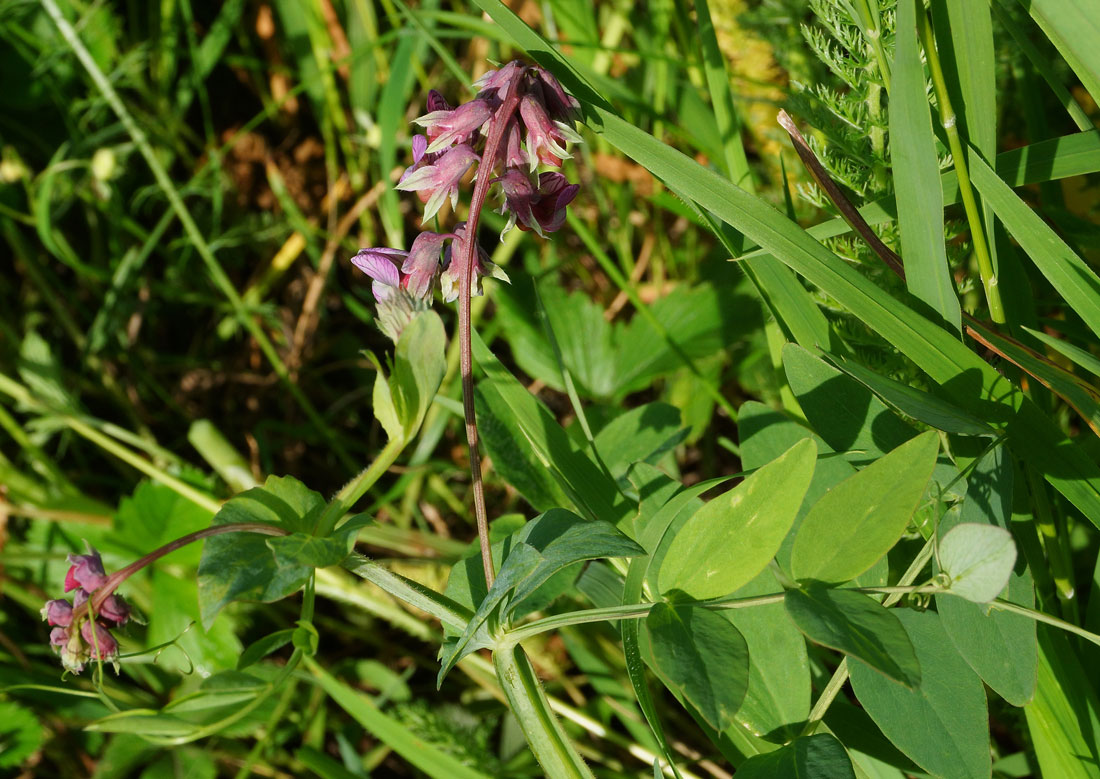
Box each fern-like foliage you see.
[791,0,896,204]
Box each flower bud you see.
[99,594,131,626]
[81,620,119,661]
[42,599,73,627]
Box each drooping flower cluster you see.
[351,61,582,340]
[41,544,129,674]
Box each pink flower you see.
[99,594,131,626]
[351,247,408,302]
[495,169,539,237]
[416,99,493,154]
[498,118,528,173]
[396,144,480,222]
[474,61,526,105]
[81,620,119,661]
[495,171,579,237]
[65,547,108,592]
[401,232,448,299]
[529,172,579,234]
[532,68,580,123]
[440,223,509,303]
[42,599,73,627]
[351,244,436,342]
[519,94,581,170]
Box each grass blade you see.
[891,0,961,332]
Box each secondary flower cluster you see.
[352,61,582,341]
[41,545,129,674]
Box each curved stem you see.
[315,436,406,537]
[459,87,522,590]
[75,523,289,621]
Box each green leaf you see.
[473,330,631,526]
[111,480,215,566]
[197,475,326,628]
[659,438,817,600]
[0,702,44,770]
[734,733,856,779]
[936,445,1037,706]
[723,568,811,741]
[824,354,996,436]
[391,310,446,439]
[784,583,921,688]
[939,567,1037,706]
[1025,627,1100,778]
[1017,0,1100,105]
[823,700,922,778]
[849,610,991,779]
[969,153,1100,341]
[783,345,916,460]
[1025,326,1100,380]
[237,629,296,671]
[891,0,961,333]
[266,533,350,571]
[370,354,403,443]
[968,320,1100,438]
[645,602,750,732]
[738,401,857,574]
[593,403,687,481]
[504,509,644,615]
[440,510,644,681]
[939,523,1017,603]
[475,382,571,511]
[791,432,939,583]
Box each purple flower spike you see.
[531,172,579,234]
[81,620,119,661]
[401,232,449,299]
[396,144,479,222]
[417,99,493,154]
[351,247,408,302]
[42,599,74,627]
[65,547,108,592]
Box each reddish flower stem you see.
[460,86,523,590]
[73,523,290,621]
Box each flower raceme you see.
[351,61,581,340]
[42,544,130,674]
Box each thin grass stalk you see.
[917,5,1005,323]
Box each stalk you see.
[458,88,522,589]
[73,523,289,622]
[917,6,1005,323]
[494,642,595,779]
